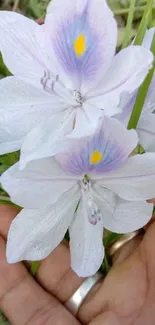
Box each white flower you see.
[117,28,155,152]
[0,0,153,168]
[1,117,155,277]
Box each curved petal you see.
[93,184,152,232]
[19,109,75,169]
[88,46,153,114]
[68,103,102,138]
[142,27,155,49]
[1,159,78,209]
[45,0,117,92]
[57,117,138,176]
[6,185,80,263]
[95,187,152,233]
[99,153,155,201]
[0,76,65,154]
[69,197,104,277]
[0,11,55,83]
[137,113,155,151]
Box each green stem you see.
[114,5,155,16]
[134,0,153,45]
[128,32,155,130]
[0,196,11,202]
[122,0,136,49]
[30,261,41,276]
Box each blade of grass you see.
[12,0,20,11]
[134,0,153,46]
[30,261,41,276]
[122,0,136,49]
[128,31,155,130]
[114,6,155,16]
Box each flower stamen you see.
[82,177,101,225]
[41,70,59,96]
[73,90,83,106]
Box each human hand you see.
[0,205,81,325]
[0,204,155,325]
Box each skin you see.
[0,204,155,325]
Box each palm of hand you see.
[0,205,154,325]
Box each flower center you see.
[73,90,83,106]
[81,176,101,225]
[41,70,83,108]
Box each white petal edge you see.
[6,185,80,263]
[0,76,66,154]
[69,196,104,277]
[93,184,153,233]
[0,11,56,83]
[19,110,75,169]
[88,46,153,115]
[1,158,78,209]
[97,153,155,201]
[137,112,155,152]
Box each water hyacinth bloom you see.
[1,118,155,277]
[117,28,155,152]
[0,0,153,168]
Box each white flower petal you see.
[98,153,155,201]
[93,184,152,232]
[1,158,78,209]
[0,76,66,155]
[137,113,155,151]
[69,197,104,277]
[20,110,75,169]
[95,189,152,233]
[6,185,80,263]
[68,104,101,138]
[45,0,117,92]
[111,199,153,233]
[0,11,54,82]
[88,46,153,115]
[142,27,155,49]
[92,184,116,215]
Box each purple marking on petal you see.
[52,3,105,86]
[56,118,136,176]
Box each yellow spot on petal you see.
[90,151,103,165]
[74,34,86,57]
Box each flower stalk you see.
[122,0,136,49]
[128,31,155,130]
[134,0,153,45]
[114,5,155,16]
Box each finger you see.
[0,204,20,238]
[89,311,121,325]
[36,243,84,302]
[0,206,85,303]
[0,235,80,325]
[147,198,155,204]
[112,232,143,265]
[0,205,148,325]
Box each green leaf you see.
[128,31,155,130]
[0,310,10,325]
[134,0,153,45]
[0,53,11,77]
[30,261,41,276]
[122,0,136,48]
[104,231,122,246]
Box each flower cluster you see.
[0,0,155,276]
